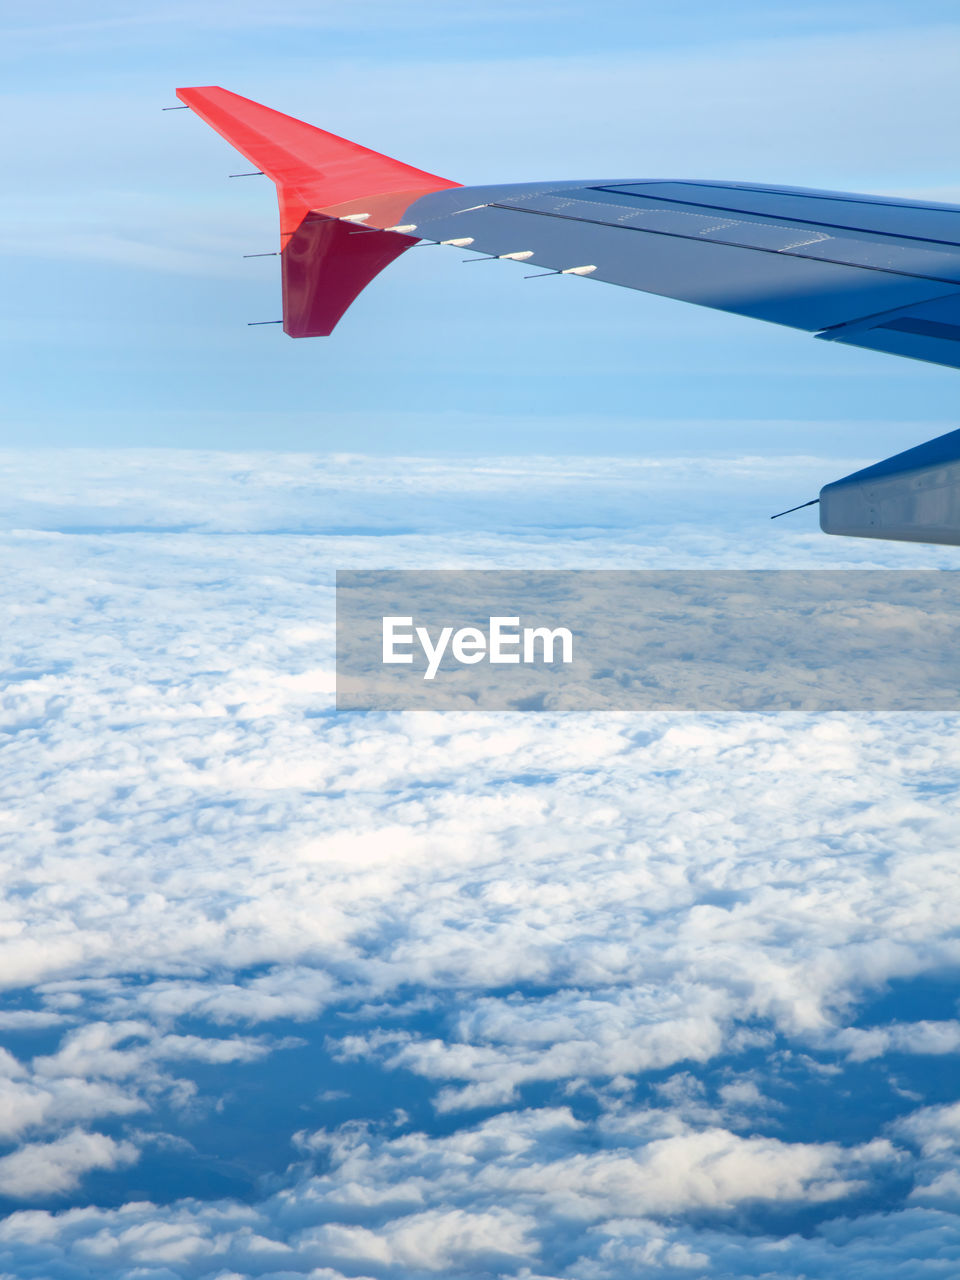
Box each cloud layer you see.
[0,450,957,1276]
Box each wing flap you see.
[815,291,960,371]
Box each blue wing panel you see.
[579,187,960,281]
[406,179,960,369]
[604,182,960,246]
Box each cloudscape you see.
[0,452,957,1277]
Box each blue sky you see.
[3,1,960,452]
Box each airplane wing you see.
[175,84,960,369]
[403,179,960,373]
[176,85,960,545]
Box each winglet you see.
[175,85,460,335]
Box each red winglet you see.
[176,85,460,335]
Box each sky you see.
[2,0,960,453]
[2,3,960,1279]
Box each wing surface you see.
[406,180,960,369]
[176,87,960,364]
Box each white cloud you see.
[832,1020,960,1062]
[896,1100,960,1161]
[0,1104,912,1275]
[0,1130,136,1198]
[0,1075,145,1144]
[303,1208,537,1271]
[0,451,952,1275]
[31,1021,277,1080]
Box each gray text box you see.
[336,570,960,711]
